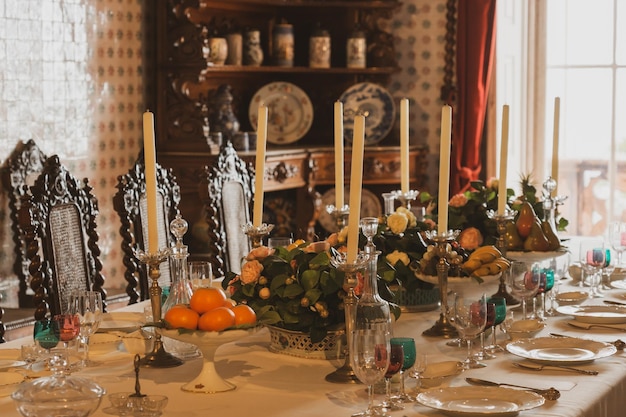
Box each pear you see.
[523,219,551,252]
[504,221,524,250]
[516,201,536,239]
[541,220,561,251]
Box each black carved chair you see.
[19,155,107,320]
[2,139,48,309]
[199,141,254,277]
[113,152,181,304]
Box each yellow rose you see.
[385,250,410,266]
[396,207,417,227]
[240,260,264,284]
[387,212,409,234]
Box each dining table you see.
[2,270,626,417]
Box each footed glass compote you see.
[161,328,255,393]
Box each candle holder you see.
[381,192,396,215]
[487,209,519,305]
[326,250,369,384]
[325,204,350,232]
[422,229,461,338]
[392,189,419,210]
[134,247,183,368]
[242,222,274,248]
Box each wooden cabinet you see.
[152,0,429,249]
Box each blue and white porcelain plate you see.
[339,82,396,145]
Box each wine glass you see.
[70,290,103,367]
[608,221,626,267]
[475,300,497,360]
[390,337,416,403]
[188,261,213,291]
[380,342,404,411]
[535,264,555,320]
[601,248,615,290]
[485,296,507,353]
[452,292,487,370]
[506,261,540,319]
[33,319,60,358]
[53,314,80,360]
[350,328,391,417]
[579,238,606,298]
[409,353,427,394]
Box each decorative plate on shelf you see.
[318,187,382,233]
[339,82,395,145]
[249,81,313,145]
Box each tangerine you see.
[231,304,257,326]
[190,287,228,314]
[163,305,199,330]
[197,307,236,332]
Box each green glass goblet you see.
[390,337,416,402]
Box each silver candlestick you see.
[392,189,419,210]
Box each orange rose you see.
[458,227,484,250]
[246,246,275,261]
[240,260,264,284]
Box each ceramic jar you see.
[272,23,294,67]
[208,37,228,66]
[243,29,263,66]
[346,27,366,68]
[225,32,243,65]
[309,26,331,68]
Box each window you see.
[495,0,626,236]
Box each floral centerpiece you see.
[222,235,400,343]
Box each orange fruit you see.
[231,304,257,326]
[163,305,199,330]
[190,287,228,314]
[197,307,236,332]
[223,298,237,308]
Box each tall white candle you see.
[498,105,510,215]
[552,97,560,195]
[334,101,344,208]
[253,104,268,227]
[346,115,366,263]
[142,111,159,254]
[438,105,452,235]
[400,98,410,194]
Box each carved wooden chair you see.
[199,141,254,277]
[2,139,48,308]
[113,152,181,304]
[19,155,107,320]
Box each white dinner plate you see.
[339,82,395,145]
[556,304,626,324]
[416,386,545,417]
[318,187,382,233]
[99,312,144,332]
[506,249,569,262]
[249,81,313,144]
[506,336,616,365]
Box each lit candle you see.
[400,98,410,194]
[253,104,268,227]
[346,115,366,263]
[438,105,452,235]
[334,101,344,208]
[552,97,560,195]
[142,111,159,254]
[497,105,510,215]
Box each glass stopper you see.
[170,214,188,245]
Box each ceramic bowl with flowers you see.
[222,234,399,343]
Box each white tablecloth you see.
[1,277,626,417]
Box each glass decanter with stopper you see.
[162,214,193,313]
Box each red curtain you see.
[450,0,497,195]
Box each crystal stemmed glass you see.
[608,221,626,267]
[506,261,540,319]
[390,337,416,403]
[485,296,507,353]
[350,328,391,417]
[601,248,615,290]
[53,314,80,357]
[534,265,555,320]
[409,353,427,395]
[70,290,103,367]
[475,300,496,360]
[579,238,606,298]
[380,342,404,411]
[452,292,487,370]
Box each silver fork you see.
[513,361,599,375]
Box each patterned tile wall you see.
[0,0,446,307]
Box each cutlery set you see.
[512,361,598,375]
[465,377,561,401]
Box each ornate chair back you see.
[2,139,48,308]
[200,141,253,277]
[19,155,106,320]
[113,153,181,304]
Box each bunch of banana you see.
[461,245,511,277]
